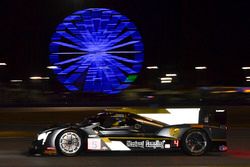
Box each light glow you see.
[242,67,250,70]
[10,80,23,83]
[30,76,50,80]
[195,66,207,70]
[47,66,58,69]
[216,109,225,113]
[146,66,159,69]
[166,74,177,77]
[161,80,172,84]
[160,77,172,81]
[0,63,7,66]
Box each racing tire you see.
[56,129,83,156]
[182,129,210,156]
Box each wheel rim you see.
[59,132,81,154]
[185,131,207,154]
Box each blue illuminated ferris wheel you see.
[49,8,144,94]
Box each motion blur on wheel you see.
[29,107,227,156]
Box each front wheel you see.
[182,129,210,156]
[56,129,83,156]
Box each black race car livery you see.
[30,107,227,156]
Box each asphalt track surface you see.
[0,106,250,167]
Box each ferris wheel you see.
[49,8,144,94]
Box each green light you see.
[125,75,138,83]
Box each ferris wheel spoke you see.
[52,42,87,52]
[107,54,141,64]
[103,56,135,74]
[105,29,135,47]
[56,31,89,49]
[64,22,96,45]
[58,64,80,75]
[55,55,84,66]
[103,41,140,51]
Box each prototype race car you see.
[29,107,227,156]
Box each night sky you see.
[1,0,250,87]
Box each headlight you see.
[37,131,51,145]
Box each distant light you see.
[42,77,50,80]
[30,76,50,80]
[0,63,7,66]
[30,76,42,80]
[242,67,250,70]
[211,90,237,94]
[160,77,173,81]
[47,66,58,69]
[246,76,250,79]
[243,87,250,93]
[166,74,177,77]
[195,66,207,70]
[216,109,225,113]
[146,66,159,69]
[246,79,250,82]
[10,80,23,83]
[161,80,172,84]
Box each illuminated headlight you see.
[37,131,52,145]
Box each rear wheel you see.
[56,129,83,156]
[182,129,210,156]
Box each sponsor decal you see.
[145,140,165,149]
[88,138,101,150]
[126,140,166,149]
[126,141,144,148]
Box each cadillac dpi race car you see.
[29,107,227,156]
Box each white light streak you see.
[10,80,23,83]
[166,74,177,77]
[30,76,50,80]
[242,67,250,70]
[146,66,159,69]
[47,66,59,69]
[161,80,172,84]
[0,63,7,66]
[216,109,225,113]
[195,66,207,70]
[160,77,173,81]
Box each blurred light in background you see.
[242,67,250,70]
[10,80,23,83]
[30,76,50,80]
[161,80,172,84]
[0,63,7,66]
[216,109,225,113]
[160,77,172,81]
[47,66,58,69]
[195,66,207,70]
[166,74,177,77]
[146,66,159,69]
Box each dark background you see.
[1,0,250,103]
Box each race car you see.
[29,107,227,156]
